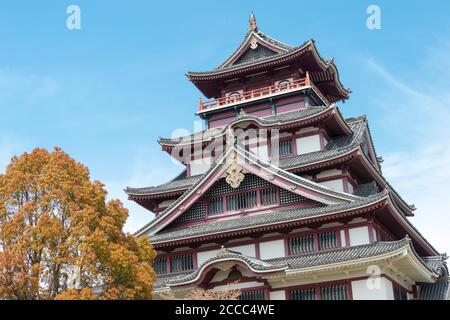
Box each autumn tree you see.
[0,147,156,300]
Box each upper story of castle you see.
[186,13,351,129]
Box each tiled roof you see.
[418,276,449,300]
[167,249,288,286]
[418,256,449,300]
[240,145,361,202]
[135,145,365,237]
[127,109,361,196]
[158,106,330,145]
[267,238,411,269]
[353,182,380,197]
[154,239,412,289]
[149,192,386,243]
[126,172,201,196]
[216,29,293,70]
[279,116,366,170]
[421,255,448,276]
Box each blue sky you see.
[0,1,449,253]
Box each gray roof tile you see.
[158,106,329,145]
[155,239,412,288]
[137,145,366,237]
[418,266,449,300]
[127,109,361,196]
[149,192,385,243]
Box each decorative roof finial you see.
[249,12,257,32]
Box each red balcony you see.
[198,72,329,112]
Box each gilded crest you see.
[250,37,258,49]
[225,163,245,188]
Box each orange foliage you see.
[0,147,156,300]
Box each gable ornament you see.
[250,37,258,49]
[225,162,245,189]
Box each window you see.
[170,254,194,273]
[321,283,349,300]
[239,289,265,300]
[154,257,167,275]
[227,191,257,211]
[290,283,349,300]
[260,187,277,206]
[205,183,281,216]
[289,235,315,254]
[279,140,292,156]
[207,197,224,215]
[290,288,316,300]
[319,231,338,250]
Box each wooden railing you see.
[198,72,327,111]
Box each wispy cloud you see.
[366,40,450,253]
[0,69,60,106]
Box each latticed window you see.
[260,187,278,206]
[289,235,315,254]
[279,140,292,156]
[154,257,167,275]
[319,231,338,250]
[290,287,316,300]
[227,191,257,211]
[170,254,194,273]
[279,188,307,205]
[174,202,205,223]
[320,283,349,300]
[207,197,224,215]
[239,290,265,300]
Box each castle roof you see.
[154,238,438,290]
[185,16,350,102]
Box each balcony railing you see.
[198,72,329,112]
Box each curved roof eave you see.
[135,145,363,237]
[158,105,345,147]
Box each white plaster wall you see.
[296,134,321,154]
[269,290,286,300]
[210,270,230,283]
[259,240,285,259]
[351,277,394,300]
[190,157,211,176]
[319,179,345,192]
[228,244,256,257]
[340,230,347,247]
[197,249,220,266]
[349,226,370,246]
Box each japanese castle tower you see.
[126,14,448,300]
